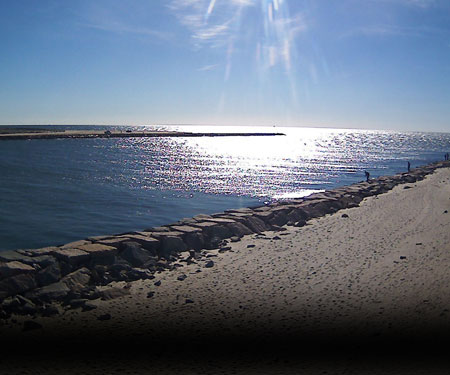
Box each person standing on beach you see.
[365,171,370,182]
[407,161,411,172]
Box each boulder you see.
[124,234,159,253]
[0,261,35,279]
[241,216,268,233]
[26,281,70,302]
[287,208,307,223]
[73,243,118,258]
[183,232,205,251]
[169,225,202,234]
[0,251,34,263]
[268,211,289,227]
[193,214,213,221]
[226,222,253,238]
[18,247,59,257]
[204,218,236,225]
[61,268,92,293]
[60,240,91,249]
[97,287,130,301]
[160,236,187,258]
[53,248,90,266]
[96,237,132,248]
[41,303,63,317]
[36,263,62,287]
[21,255,57,269]
[120,242,152,267]
[0,273,37,299]
[253,210,273,223]
[127,268,155,280]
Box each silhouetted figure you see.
[365,171,370,182]
[445,153,449,161]
[407,161,411,172]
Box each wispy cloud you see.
[168,0,254,47]
[341,24,423,38]
[197,63,219,71]
[375,0,436,8]
[83,21,172,40]
[169,0,306,73]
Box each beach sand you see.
[1,167,450,374]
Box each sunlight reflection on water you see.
[103,125,449,198]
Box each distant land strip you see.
[0,129,285,140]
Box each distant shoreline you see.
[0,129,285,140]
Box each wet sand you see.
[1,167,450,373]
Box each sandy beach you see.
[1,166,450,373]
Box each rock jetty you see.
[0,129,285,141]
[0,161,448,319]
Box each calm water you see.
[1,125,449,251]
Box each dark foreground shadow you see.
[2,318,450,374]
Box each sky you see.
[0,0,449,132]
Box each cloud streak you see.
[169,0,306,72]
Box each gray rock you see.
[177,274,187,281]
[123,234,159,253]
[204,260,214,268]
[20,247,59,257]
[41,303,63,317]
[128,268,154,280]
[0,251,34,263]
[184,232,205,251]
[226,222,253,238]
[20,255,57,269]
[294,220,307,227]
[203,224,232,242]
[98,287,130,300]
[0,273,37,299]
[193,214,213,221]
[61,267,92,293]
[73,243,118,258]
[169,225,202,234]
[160,236,187,258]
[120,242,152,267]
[0,261,35,279]
[27,281,70,302]
[53,248,90,266]
[241,216,267,233]
[268,211,289,227]
[60,240,91,249]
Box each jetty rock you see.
[0,160,448,318]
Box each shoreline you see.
[0,129,285,140]
[1,160,448,313]
[1,161,450,373]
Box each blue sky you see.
[1,0,449,132]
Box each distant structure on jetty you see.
[0,129,285,141]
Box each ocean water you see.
[0,125,449,252]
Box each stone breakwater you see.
[0,161,448,320]
[0,130,285,141]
